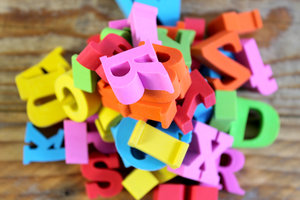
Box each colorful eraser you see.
[158,28,195,68]
[128,2,161,46]
[153,184,185,200]
[95,106,122,142]
[175,70,215,134]
[168,121,233,186]
[236,38,278,95]
[190,185,219,200]
[128,120,189,169]
[154,184,218,200]
[209,90,237,132]
[114,0,181,26]
[55,70,101,122]
[218,148,245,195]
[192,31,251,90]
[207,9,263,35]
[229,97,280,148]
[80,152,123,198]
[98,42,186,105]
[64,115,117,164]
[72,54,97,93]
[122,169,159,200]
[64,120,89,164]
[15,47,70,127]
[100,40,174,105]
[111,117,166,171]
[23,122,65,165]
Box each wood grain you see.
[0,0,299,199]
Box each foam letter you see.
[207,10,263,35]
[235,38,278,95]
[55,71,101,122]
[114,0,181,26]
[23,122,65,165]
[175,70,215,134]
[80,152,123,198]
[15,47,70,127]
[64,115,117,164]
[158,28,195,68]
[218,148,245,195]
[168,121,233,186]
[209,90,237,132]
[229,97,280,148]
[192,31,251,90]
[122,169,159,200]
[111,118,166,171]
[101,41,174,104]
[128,2,161,46]
[72,54,97,93]
[129,121,189,169]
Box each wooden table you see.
[0,0,299,199]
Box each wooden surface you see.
[0,0,300,199]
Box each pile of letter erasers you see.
[15,2,280,200]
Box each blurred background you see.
[0,0,299,199]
